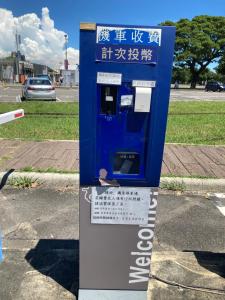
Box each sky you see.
[0,0,224,69]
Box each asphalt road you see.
[171,89,225,101]
[0,188,225,299]
[56,87,79,102]
[0,86,20,102]
[1,188,224,252]
[1,85,225,103]
[0,86,79,103]
[155,192,225,252]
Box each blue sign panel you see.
[96,25,161,64]
[96,26,162,46]
[96,44,157,64]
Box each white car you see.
[22,77,56,101]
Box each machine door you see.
[96,82,150,180]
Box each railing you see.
[0,109,24,125]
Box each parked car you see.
[205,81,225,92]
[35,74,52,81]
[22,78,56,101]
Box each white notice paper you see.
[132,80,156,88]
[134,87,152,113]
[97,72,122,85]
[121,95,133,106]
[91,187,151,225]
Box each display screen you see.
[113,152,140,174]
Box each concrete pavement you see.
[1,188,225,299]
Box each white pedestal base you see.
[78,289,147,300]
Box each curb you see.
[0,172,79,188]
[160,177,225,193]
[1,172,225,192]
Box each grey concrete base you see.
[78,289,147,300]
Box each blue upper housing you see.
[79,23,175,187]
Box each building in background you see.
[57,33,79,87]
[59,64,79,87]
[0,52,58,83]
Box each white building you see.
[60,64,79,87]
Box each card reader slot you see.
[100,86,117,115]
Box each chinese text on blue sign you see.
[96,26,161,64]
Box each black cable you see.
[150,274,225,295]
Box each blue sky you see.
[0,0,225,49]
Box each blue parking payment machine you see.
[79,23,175,300]
[80,24,175,187]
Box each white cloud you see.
[0,7,79,70]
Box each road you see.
[0,85,79,103]
[0,187,225,299]
[171,88,225,101]
[0,86,20,102]
[154,192,225,252]
[1,85,225,102]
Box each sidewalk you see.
[0,139,225,178]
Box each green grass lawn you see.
[0,115,79,140]
[0,101,225,145]
[0,102,79,140]
[0,102,78,115]
[169,101,225,114]
[166,102,225,144]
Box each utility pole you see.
[15,32,21,82]
[64,34,68,70]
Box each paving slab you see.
[1,139,225,179]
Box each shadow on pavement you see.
[0,169,15,190]
[186,251,225,278]
[25,239,79,297]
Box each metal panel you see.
[79,187,158,290]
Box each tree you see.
[172,66,191,84]
[217,55,225,81]
[162,16,225,88]
[198,68,222,84]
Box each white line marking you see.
[16,95,21,102]
[56,97,62,102]
[216,204,225,216]
[210,193,225,217]
[214,193,225,199]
